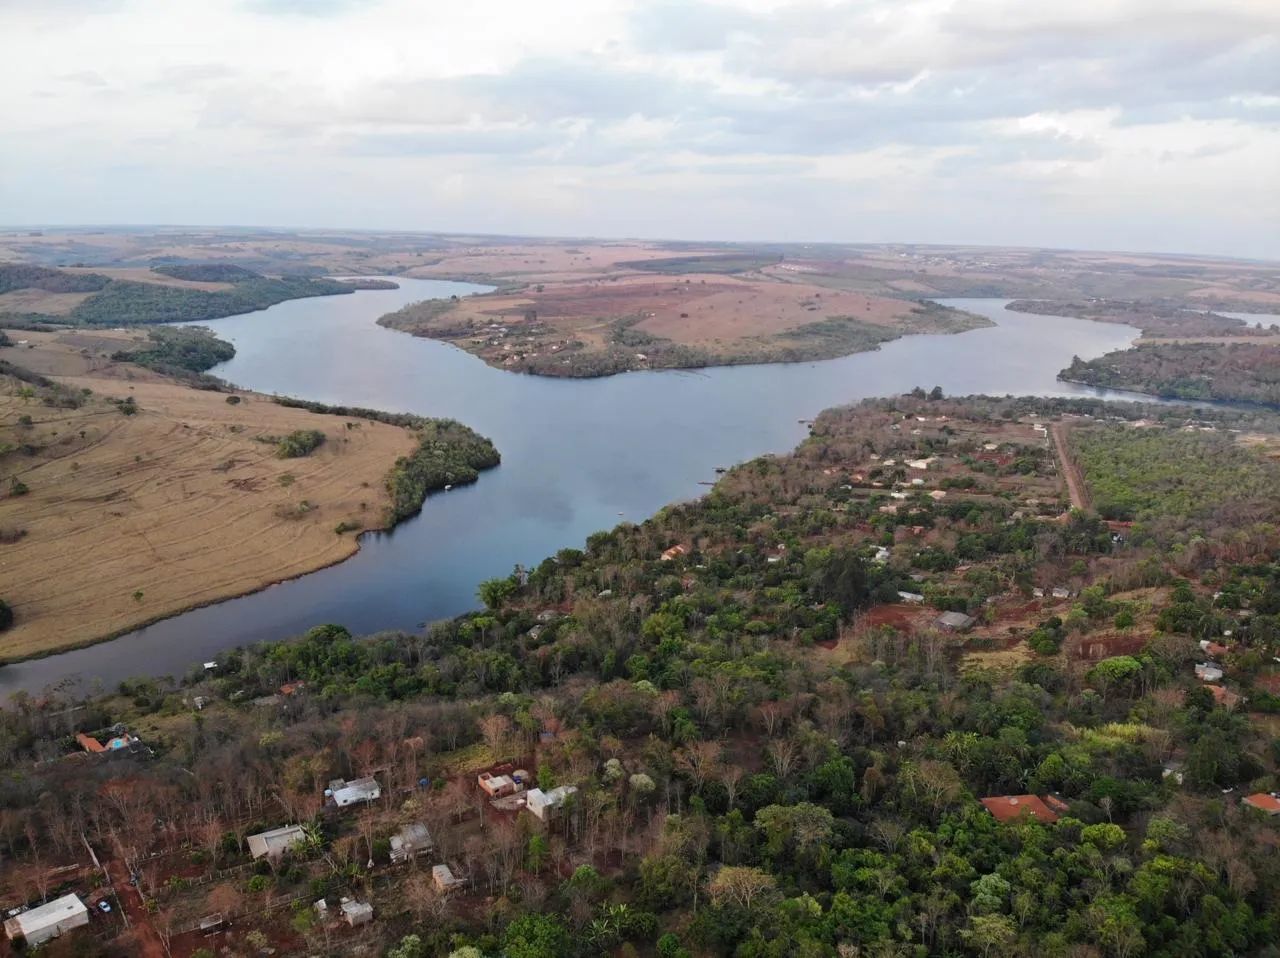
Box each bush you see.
[0,599,13,632]
[276,429,325,458]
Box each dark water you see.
[2,287,1139,698]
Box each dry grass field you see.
[0,330,418,659]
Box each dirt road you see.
[1051,422,1090,511]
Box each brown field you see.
[0,287,94,315]
[63,266,234,291]
[0,330,418,660]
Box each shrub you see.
[276,429,325,458]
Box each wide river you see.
[1,284,1140,697]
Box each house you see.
[661,544,688,561]
[328,776,382,808]
[340,898,374,927]
[4,894,90,947]
[980,795,1061,824]
[478,771,518,798]
[1242,793,1280,816]
[525,785,578,821]
[873,547,891,563]
[1162,760,1185,785]
[280,681,306,696]
[536,610,559,623]
[433,864,465,893]
[1195,663,1224,682]
[247,824,306,861]
[906,457,936,470]
[929,490,947,500]
[935,611,975,632]
[390,822,434,864]
[1199,639,1230,658]
[897,591,925,604]
[1051,587,1071,600]
[1208,685,1241,709]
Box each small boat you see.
[443,484,453,491]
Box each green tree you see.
[502,914,571,958]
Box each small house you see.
[328,776,382,808]
[1208,685,1241,709]
[1199,639,1230,658]
[935,611,974,632]
[980,795,1060,824]
[433,864,465,893]
[4,894,90,947]
[1242,793,1280,816]
[929,490,947,500]
[873,547,891,563]
[247,824,306,861]
[1162,761,1185,785]
[525,785,578,821]
[897,591,924,604]
[661,545,688,562]
[1195,663,1224,683]
[1051,587,1071,600]
[390,822,434,864]
[478,771,518,798]
[340,898,374,927]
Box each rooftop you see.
[980,795,1061,824]
[5,894,87,937]
[1243,793,1280,814]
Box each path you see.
[1050,421,1090,512]
[104,851,167,958]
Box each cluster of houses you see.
[477,767,579,822]
[1194,639,1243,710]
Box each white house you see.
[1195,663,1224,683]
[4,894,89,947]
[247,824,306,861]
[328,777,382,808]
[525,785,579,821]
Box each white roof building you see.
[526,785,579,821]
[340,898,374,927]
[1195,663,1224,683]
[247,824,306,861]
[4,894,89,947]
[329,776,382,807]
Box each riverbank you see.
[0,326,496,662]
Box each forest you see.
[110,326,236,377]
[1061,343,1280,407]
[1,396,1279,958]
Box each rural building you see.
[1195,663,1224,682]
[328,776,382,808]
[1162,761,1185,785]
[661,544,688,561]
[4,894,89,947]
[897,591,924,604]
[1199,640,1230,658]
[340,898,374,927]
[980,795,1061,824]
[1242,793,1280,816]
[433,864,465,892]
[935,611,975,632]
[247,824,306,861]
[478,771,519,798]
[526,784,578,821]
[390,822,434,864]
[874,547,891,562]
[1051,587,1071,600]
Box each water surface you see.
[2,286,1139,697]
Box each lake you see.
[1,286,1139,697]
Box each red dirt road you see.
[1051,422,1090,511]
[104,853,166,958]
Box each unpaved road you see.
[1051,422,1090,511]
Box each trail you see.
[1051,421,1090,512]
[104,852,166,958]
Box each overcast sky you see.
[1,0,1277,258]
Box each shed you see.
[4,894,89,947]
[478,772,518,798]
[390,822,434,864]
[897,591,924,604]
[935,611,975,632]
[433,864,465,893]
[247,824,306,861]
[340,898,374,927]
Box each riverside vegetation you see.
[4,394,1280,957]
[1061,343,1280,408]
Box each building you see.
[328,776,382,808]
[897,591,924,604]
[1162,761,1185,785]
[660,544,688,561]
[390,822,434,864]
[1208,685,1241,709]
[1195,663,1224,683]
[433,864,465,893]
[4,894,89,947]
[980,795,1061,824]
[1199,640,1230,658]
[340,898,374,927]
[526,785,578,821]
[247,824,306,861]
[1242,793,1280,816]
[478,771,519,798]
[935,611,975,632]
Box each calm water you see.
[2,286,1139,697]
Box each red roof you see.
[1243,793,1280,815]
[1208,685,1241,708]
[76,732,106,754]
[981,795,1060,824]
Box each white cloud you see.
[0,0,1276,256]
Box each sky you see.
[1,0,1277,258]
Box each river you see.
[1,287,1139,697]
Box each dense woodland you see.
[2,395,1279,957]
[1006,300,1275,339]
[110,326,236,386]
[1061,344,1280,407]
